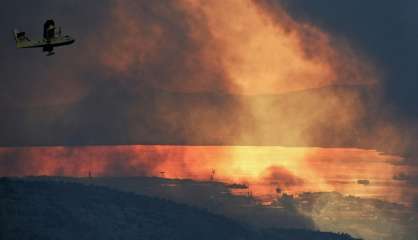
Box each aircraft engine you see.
[43,19,56,40]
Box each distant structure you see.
[357,179,370,185]
[160,171,165,178]
[210,169,216,181]
[88,170,92,179]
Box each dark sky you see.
[0,0,417,158]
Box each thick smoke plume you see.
[1,0,410,151]
[1,0,417,205]
[92,0,383,148]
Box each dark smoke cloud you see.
[266,0,418,118]
[0,0,247,145]
[0,0,235,106]
[94,1,235,92]
[7,0,278,146]
[261,166,304,188]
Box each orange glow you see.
[0,145,410,203]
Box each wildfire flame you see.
[0,145,407,203]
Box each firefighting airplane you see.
[14,19,75,56]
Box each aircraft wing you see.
[16,39,47,48]
[15,36,74,49]
[48,35,75,46]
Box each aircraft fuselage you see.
[14,19,75,55]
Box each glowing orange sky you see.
[1,145,413,203]
[101,0,376,95]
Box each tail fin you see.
[13,29,30,47]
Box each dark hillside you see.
[0,178,360,240]
[0,178,250,240]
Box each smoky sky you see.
[0,0,417,160]
[275,0,418,118]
